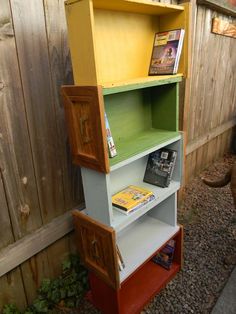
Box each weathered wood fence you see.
[185,2,236,181]
[0,0,235,310]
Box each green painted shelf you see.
[102,75,183,95]
[109,129,179,168]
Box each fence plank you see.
[20,251,53,305]
[221,38,236,124]
[10,0,65,223]
[43,0,83,209]
[188,5,205,142]
[186,118,236,155]
[0,0,42,240]
[0,269,27,311]
[0,211,74,278]
[0,173,13,249]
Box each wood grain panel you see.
[0,268,27,311]
[21,237,71,305]
[73,210,120,289]
[20,251,51,305]
[210,26,231,130]
[185,4,236,181]
[0,0,42,239]
[0,211,74,278]
[44,0,83,209]
[0,172,13,249]
[212,17,236,38]
[188,6,206,142]
[10,0,65,223]
[62,85,109,173]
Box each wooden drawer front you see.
[61,86,109,173]
[73,210,120,289]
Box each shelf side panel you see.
[81,168,113,226]
[151,83,179,131]
[65,0,99,85]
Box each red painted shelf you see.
[120,261,180,314]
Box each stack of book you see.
[112,185,155,215]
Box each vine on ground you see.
[2,255,89,314]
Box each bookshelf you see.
[62,0,189,313]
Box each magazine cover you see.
[152,239,176,270]
[149,29,185,75]
[112,185,155,213]
[143,149,177,188]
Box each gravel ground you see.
[75,153,236,314]
[143,153,236,314]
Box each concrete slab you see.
[211,267,236,314]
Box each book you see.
[105,113,117,158]
[112,185,155,215]
[143,148,177,188]
[149,29,185,75]
[116,245,125,271]
[152,239,176,270]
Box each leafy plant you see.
[2,304,21,314]
[1,255,89,314]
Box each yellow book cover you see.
[112,185,155,212]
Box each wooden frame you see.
[61,85,109,173]
[198,0,236,16]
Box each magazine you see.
[112,185,155,215]
[152,239,176,270]
[149,29,185,75]
[143,148,177,188]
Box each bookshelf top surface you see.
[65,0,184,15]
[102,75,183,95]
[93,0,184,15]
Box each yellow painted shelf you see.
[92,0,184,15]
[65,0,190,86]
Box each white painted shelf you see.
[112,180,180,232]
[117,215,180,282]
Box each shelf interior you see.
[93,5,187,85]
[112,180,180,231]
[105,83,179,168]
[109,129,179,168]
[120,260,180,314]
[117,215,179,282]
[65,0,189,86]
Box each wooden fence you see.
[0,0,83,308]
[0,0,235,310]
[185,3,236,181]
